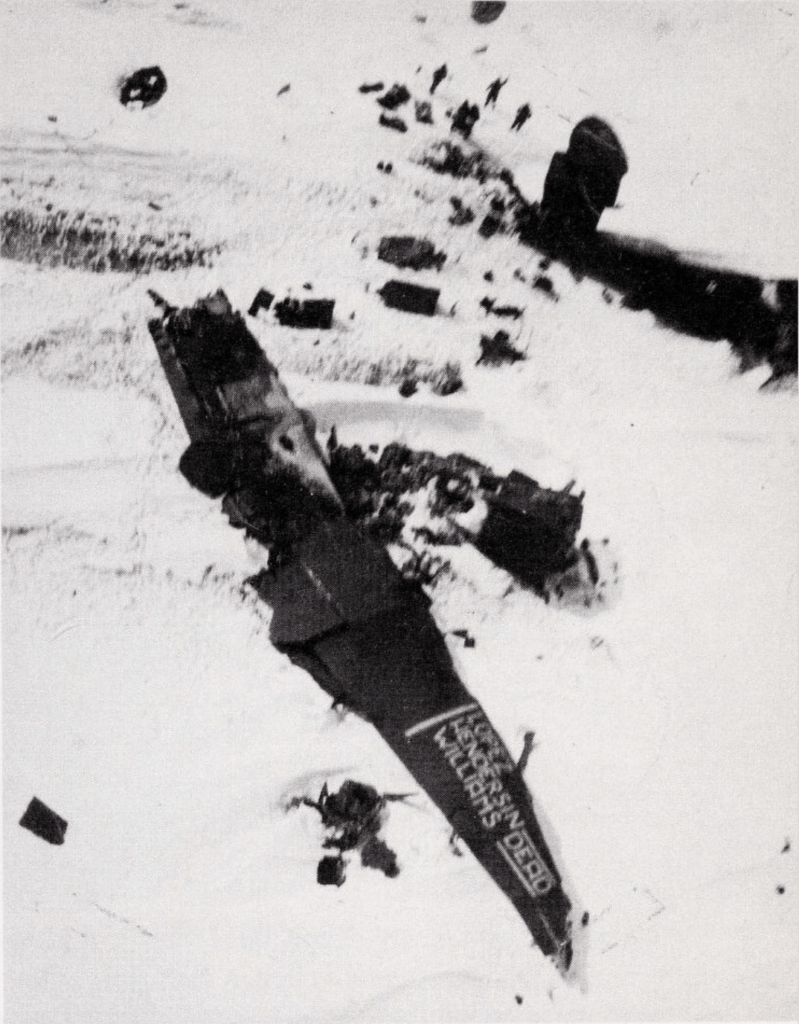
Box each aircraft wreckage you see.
[147,289,574,972]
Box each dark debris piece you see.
[449,197,475,226]
[299,781,402,881]
[120,66,167,108]
[478,212,502,238]
[477,330,525,366]
[378,236,446,272]
[415,100,433,124]
[19,797,67,845]
[247,288,274,318]
[379,113,408,133]
[533,274,558,300]
[377,83,411,110]
[451,101,480,140]
[273,297,335,329]
[317,855,345,886]
[378,280,439,316]
[472,1,506,23]
[475,471,583,590]
[359,81,385,94]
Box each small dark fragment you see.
[451,101,480,140]
[248,288,274,318]
[415,100,433,124]
[19,797,67,845]
[484,271,493,281]
[478,212,502,238]
[430,63,447,95]
[120,66,167,109]
[379,113,408,133]
[477,330,525,366]
[452,628,476,648]
[317,855,346,886]
[782,839,791,853]
[378,280,439,316]
[449,196,475,226]
[277,83,290,96]
[359,81,385,94]
[472,1,506,23]
[378,236,446,272]
[360,835,400,877]
[377,84,411,110]
[776,885,786,895]
[399,378,418,397]
[533,274,558,300]
[581,911,590,926]
[274,297,335,329]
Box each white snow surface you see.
[2,2,797,1022]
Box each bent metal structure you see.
[147,290,573,971]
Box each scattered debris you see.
[379,112,408,133]
[421,140,491,182]
[430,362,464,396]
[378,236,446,272]
[430,63,447,94]
[149,292,575,970]
[291,780,402,882]
[378,280,440,316]
[472,1,507,23]
[477,330,525,366]
[247,287,274,318]
[19,797,67,845]
[449,196,475,226]
[377,83,411,110]
[414,99,433,124]
[119,66,167,109]
[376,161,393,173]
[451,100,480,139]
[277,83,290,96]
[274,297,335,329]
[359,81,385,94]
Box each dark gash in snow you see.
[147,290,574,971]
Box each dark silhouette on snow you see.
[430,63,447,94]
[451,100,480,139]
[485,77,507,107]
[510,102,531,130]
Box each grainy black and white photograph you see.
[2,1,797,1021]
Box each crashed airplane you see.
[147,289,573,972]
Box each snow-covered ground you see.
[2,2,797,1021]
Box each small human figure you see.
[485,77,507,107]
[511,103,532,131]
[430,63,448,95]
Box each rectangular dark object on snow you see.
[378,280,439,316]
[475,471,582,588]
[19,797,67,845]
[274,298,335,329]
[248,288,274,317]
[378,236,446,272]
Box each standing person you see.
[430,64,447,95]
[485,77,507,107]
[510,102,531,130]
